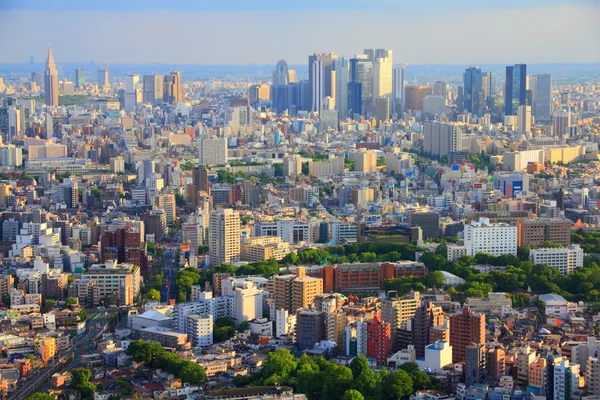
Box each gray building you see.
[465,344,486,386]
[423,122,463,158]
[407,212,440,240]
[296,309,325,350]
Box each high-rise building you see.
[463,217,517,257]
[291,267,323,311]
[274,274,295,312]
[553,359,580,400]
[308,53,337,111]
[517,105,532,134]
[411,302,446,358]
[199,137,227,166]
[296,309,325,350]
[463,67,483,114]
[162,71,182,104]
[44,46,59,107]
[553,109,571,138]
[208,208,240,266]
[488,347,506,380]
[354,148,378,173]
[449,307,485,363]
[533,74,552,121]
[98,69,109,89]
[334,58,349,120]
[405,85,433,111]
[347,81,362,117]
[273,60,290,86]
[311,60,324,113]
[587,357,600,396]
[233,281,262,323]
[529,245,583,275]
[367,315,392,365]
[465,344,487,386]
[7,106,21,142]
[433,81,447,99]
[124,74,142,113]
[505,64,527,115]
[350,55,373,115]
[422,121,463,157]
[143,74,164,104]
[375,97,390,124]
[75,68,86,89]
[372,49,393,100]
[392,64,406,110]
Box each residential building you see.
[449,307,485,363]
[209,209,240,266]
[529,245,584,275]
[463,218,517,257]
[367,316,392,365]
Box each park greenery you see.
[182,238,600,308]
[34,95,88,106]
[26,394,56,400]
[127,340,206,385]
[234,352,438,400]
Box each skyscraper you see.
[311,60,324,113]
[44,46,59,107]
[392,64,406,112]
[505,64,527,115]
[347,81,362,118]
[350,55,373,115]
[405,85,433,112]
[143,74,164,104]
[533,74,552,121]
[372,49,393,100]
[208,208,241,266]
[308,53,337,112]
[449,307,485,363]
[124,74,141,113]
[463,67,483,114]
[517,105,532,134]
[163,71,182,104]
[75,68,86,89]
[273,60,290,86]
[98,69,109,89]
[375,97,390,124]
[333,58,349,120]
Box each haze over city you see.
[2,2,600,400]
[1,0,599,65]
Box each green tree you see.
[65,297,79,307]
[237,320,250,331]
[145,289,161,302]
[26,394,56,400]
[350,355,369,378]
[321,363,353,400]
[424,271,445,287]
[261,349,297,380]
[382,370,413,400]
[343,390,365,400]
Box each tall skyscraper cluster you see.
[271,48,399,122]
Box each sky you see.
[0,0,599,65]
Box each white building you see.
[530,245,584,275]
[249,317,273,336]
[254,220,309,244]
[388,345,417,368]
[417,340,453,374]
[517,105,532,134]
[553,359,580,400]
[275,308,296,338]
[186,314,213,347]
[199,137,227,166]
[233,281,262,323]
[173,297,234,333]
[447,244,467,261]
[463,218,517,257]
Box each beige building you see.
[291,268,323,311]
[350,188,374,207]
[81,260,141,306]
[354,149,378,173]
[274,274,295,312]
[382,291,420,330]
[155,193,176,225]
[309,156,345,176]
[241,236,291,262]
[209,208,240,266]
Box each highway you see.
[8,309,116,400]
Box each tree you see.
[343,390,365,400]
[321,364,353,400]
[261,349,297,380]
[65,297,79,307]
[26,394,56,400]
[237,320,249,332]
[424,271,445,287]
[72,368,92,387]
[145,289,161,302]
[350,355,369,378]
[382,370,413,400]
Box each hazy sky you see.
[0,0,599,65]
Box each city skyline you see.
[0,0,598,65]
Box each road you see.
[8,309,117,400]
